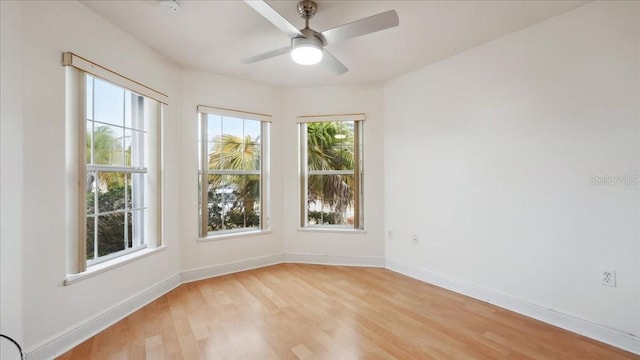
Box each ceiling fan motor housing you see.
[297,0,317,20]
[291,34,323,50]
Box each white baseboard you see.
[385,258,640,355]
[284,253,385,267]
[181,254,284,283]
[26,273,181,360]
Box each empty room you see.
[0,0,638,359]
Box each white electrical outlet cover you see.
[601,270,616,287]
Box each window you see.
[197,106,270,237]
[299,114,364,229]
[64,52,166,273]
[84,75,149,265]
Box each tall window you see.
[84,75,148,264]
[299,114,364,229]
[64,52,165,273]
[198,106,270,237]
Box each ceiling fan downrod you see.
[297,0,317,29]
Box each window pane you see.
[306,122,352,171]
[124,128,132,166]
[86,216,95,260]
[96,213,125,257]
[245,119,261,171]
[222,116,243,138]
[307,174,354,226]
[207,174,224,232]
[223,175,260,230]
[86,171,97,214]
[86,121,94,164]
[130,129,145,167]
[207,115,222,170]
[96,172,126,212]
[92,125,124,166]
[245,174,261,203]
[126,211,133,249]
[93,77,124,127]
[218,117,244,171]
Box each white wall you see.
[178,68,285,274]
[1,0,182,353]
[282,85,386,264]
[2,0,638,356]
[1,1,24,358]
[384,0,639,337]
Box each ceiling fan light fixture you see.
[291,37,323,65]
[159,0,180,12]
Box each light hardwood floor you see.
[59,264,638,359]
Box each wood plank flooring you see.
[58,264,638,359]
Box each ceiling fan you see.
[241,0,399,75]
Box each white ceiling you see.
[80,0,588,88]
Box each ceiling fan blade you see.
[244,0,303,39]
[321,50,348,75]
[240,46,291,64]
[320,10,399,45]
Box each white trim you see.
[385,258,640,355]
[62,52,168,104]
[284,253,385,267]
[181,254,284,283]
[297,228,367,234]
[26,273,181,360]
[297,113,366,123]
[65,246,167,285]
[197,105,271,122]
[198,229,272,242]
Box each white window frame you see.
[63,52,165,277]
[197,105,271,239]
[298,114,364,230]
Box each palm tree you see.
[306,122,355,222]
[87,125,126,188]
[208,133,261,228]
[86,125,131,259]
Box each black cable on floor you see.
[0,334,25,360]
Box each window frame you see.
[298,114,365,230]
[197,105,271,239]
[64,52,166,276]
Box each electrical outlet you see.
[412,234,419,245]
[388,230,393,239]
[601,270,616,287]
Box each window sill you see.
[65,246,168,286]
[198,229,272,242]
[298,227,367,234]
